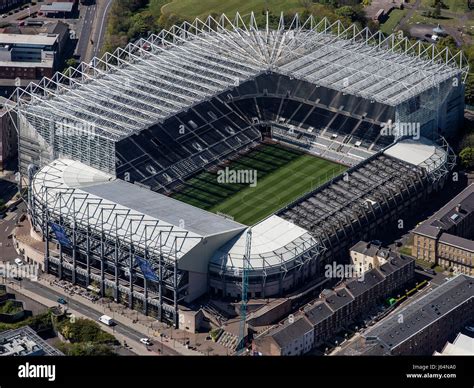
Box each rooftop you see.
[439,232,474,252]
[364,274,474,351]
[210,215,320,272]
[345,269,385,298]
[40,2,74,12]
[414,184,474,239]
[324,288,354,311]
[32,159,246,261]
[82,180,245,238]
[434,333,474,356]
[434,333,474,355]
[350,240,381,257]
[0,59,54,68]
[0,326,63,356]
[268,316,313,349]
[377,253,414,276]
[0,33,58,46]
[384,137,449,174]
[303,301,334,326]
[11,13,468,142]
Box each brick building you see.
[345,274,474,355]
[412,184,474,275]
[253,252,415,355]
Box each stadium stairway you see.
[216,331,239,352]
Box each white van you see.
[98,315,114,326]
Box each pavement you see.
[0,202,25,262]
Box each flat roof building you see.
[0,33,59,47]
[0,326,63,356]
[0,31,61,82]
[39,2,75,18]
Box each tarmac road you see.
[14,278,179,355]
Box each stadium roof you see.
[12,13,468,142]
[32,159,245,261]
[384,137,448,173]
[210,215,321,273]
[82,180,245,237]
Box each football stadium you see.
[12,13,466,325]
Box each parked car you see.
[14,258,24,266]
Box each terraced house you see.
[412,184,474,275]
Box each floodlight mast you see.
[237,228,252,353]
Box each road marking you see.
[96,0,113,57]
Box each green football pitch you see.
[171,143,346,225]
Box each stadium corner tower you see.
[12,13,467,325]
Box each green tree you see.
[433,1,442,17]
[459,147,474,169]
[65,58,78,68]
[335,6,356,21]
[437,35,458,52]
[58,318,116,344]
[465,73,474,106]
[58,342,116,356]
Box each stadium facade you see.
[11,13,465,326]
